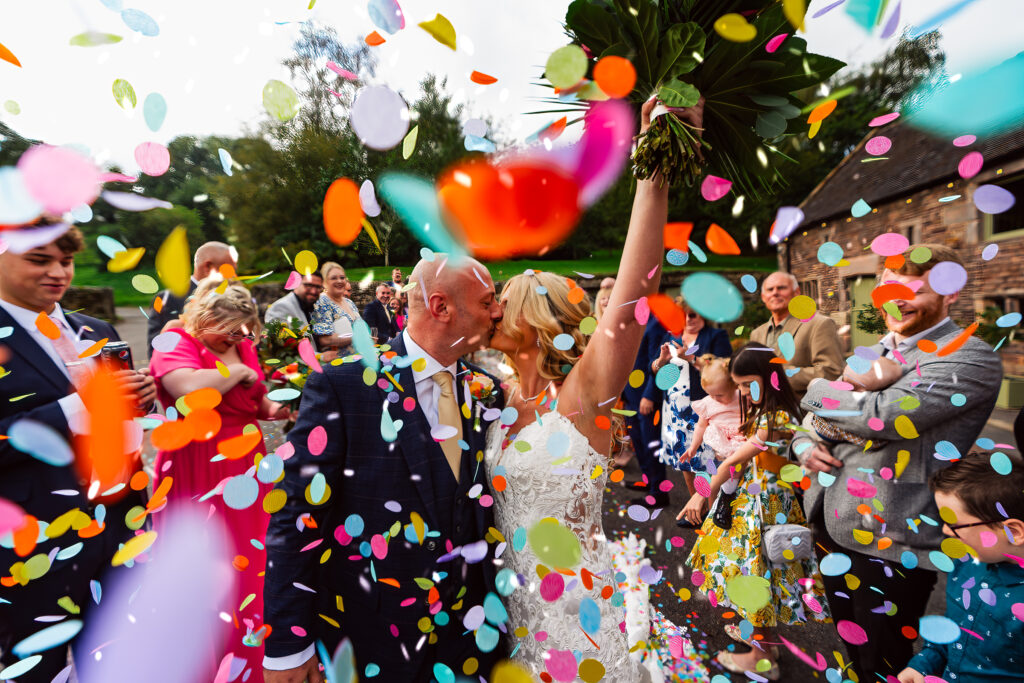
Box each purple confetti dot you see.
[928,261,968,295]
[974,184,1016,214]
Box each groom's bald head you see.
[407,255,501,365]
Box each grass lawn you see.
[73,250,776,309]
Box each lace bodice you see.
[484,411,652,682]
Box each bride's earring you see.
[536,338,541,348]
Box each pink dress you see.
[149,329,271,680]
[691,393,745,459]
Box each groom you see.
[263,256,505,682]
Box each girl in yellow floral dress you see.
[678,343,830,680]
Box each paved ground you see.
[115,306,1021,682]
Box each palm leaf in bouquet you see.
[558,0,845,196]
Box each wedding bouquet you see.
[555,0,845,195]
[258,318,313,412]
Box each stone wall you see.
[779,156,1024,373]
[60,286,116,322]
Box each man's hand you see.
[113,369,157,408]
[896,667,925,683]
[638,398,655,416]
[264,656,324,683]
[803,442,843,473]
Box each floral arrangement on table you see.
[258,318,314,414]
[549,0,845,195]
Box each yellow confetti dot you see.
[895,450,910,478]
[419,13,456,50]
[677,588,691,601]
[319,614,340,628]
[579,316,598,335]
[579,658,606,682]
[628,369,645,389]
[779,463,803,483]
[417,616,434,633]
[154,226,191,296]
[294,249,318,276]
[24,553,52,580]
[412,357,427,372]
[216,361,230,378]
[938,505,958,525]
[893,415,919,439]
[462,658,479,675]
[940,537,973,559]
[514,626,529,638]
[699,534,720,555]
[788,294,817,320]
[362,367,377,386]
[108,247,146,273]
[844,573,861,590]
[112,530,157,566]
[46,508,80,539]
[590,465,603,480]
[263,488,287,514]
[491,661,534,683]
[851,528,874,545]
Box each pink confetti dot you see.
[334,526,352,546]
[690,571,705,587]
[377,378,390,390]
[865,136,892,155]
[870,232,910,256]
[880,467,894,480]
[308,425,328,455]
[290,626,307,637]
[134,141,170,176]
[658,480,674,492]
[539,572,565,602]
[953,134,976,147]
[958,151,983,179]
[390,624,400,636]
[868,112,900,127]
[979,530,999,548]
[400,597,417,607]
[867,417,884,431]
[545,649,578,682]
[669,536,685,547]
[479,494,493,508]
[700,174,733,202]
[765,33,788,53]
[837,619,869,645]
[534,630,548,642]
[693,476,712,497]
[18,144,102,213]
[403,397,416,411]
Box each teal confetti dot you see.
[819,552,852,576]
[950,393,966,406]
[928,551,954,573]
[552,333,575,351]
[344,514,365,537]
[222,475,259,510]
[851,198,871,217]
[496,568,518,596]
[512,527,527,552]
[666,249,688,266]
[749,380,761,403]
[976,437,995,450]
[817,241,844,266]
[655,363,680,390]
[484,592,508,625]
[686,240,708,263]
[777,331,796,361]
[433,663,454,683]
[365,663,380,677]
[997,312,1022,327]
[681,272,744,323]
[740,274,757,293]
[919,615,961,644]
[579,596,601,634]
[990,451,1012,475]
[900,551,918,569]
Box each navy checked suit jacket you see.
[263,335,504,673]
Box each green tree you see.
[109,204,205,263]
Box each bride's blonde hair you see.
[499,271,590,381]
[182,276,262,339]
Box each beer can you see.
[100,341,135,372]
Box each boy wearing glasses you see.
[898,453,1024,683]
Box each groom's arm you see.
[263,367,347,667]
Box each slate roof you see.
[798,120,1024,226]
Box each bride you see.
[483,100,706,682]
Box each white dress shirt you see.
[263,330,463,671]
[0,299,92,432]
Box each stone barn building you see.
[775,120,1024,407]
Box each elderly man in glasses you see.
[749,271,844,399]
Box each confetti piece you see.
[418,13,456,50]
[263,80,299,122]
[142,92,167,132]
[101,191,173,212]
[121,8,159,36]
[364,31,386,46]
[865,136,891,155]
[869,112,900,126]
[546,45,587,89]
[70,32,123,47]
[326,61,358,80]
[154,225,191,296]
[807,99,837,124]
[725,575,771,612]
[681,273,743,323]
[9,419,73,466]
[18,145,102,215]
[783,0,807,30]
[593,56,635,98]
[958,151,983,179]
[528,519,581,568]
[851,198,871,217]
[402,124,419,159]
[134,142,170,177]
[974,184,1016,214]
[469,70,498,85]
[714,13,757,42]
[918,615,960,643]
[111,530,157,566]
[704,223,740,255]
[350,86,410,151]
[928,261,968,295]
[936,322,978,357]
[769,206,804,244]
[368,0,405,34]
[323,177,364,246]
[0,41,22,67]
[298,337,323,373]
[112,78,136,109]
[700,175,732,202]
[218,148,233,176]
[765,33,788,53]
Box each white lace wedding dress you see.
[484,411,706,682]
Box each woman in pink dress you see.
[149,277,291,681]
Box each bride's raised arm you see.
[573,98,701,407]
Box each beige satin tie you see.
[432,370,464,482]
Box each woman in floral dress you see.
[679,343,830,680]
[310,261,360,357]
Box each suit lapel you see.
[0,306,71,394]
[380,337,441,530]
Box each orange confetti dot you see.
[233,555,250,571]
[937,322,978,357]
[323,177,364,246]
[567,286,586,305]
[653,409,660,426]
[378,577,400,588]
[491,475,507,492]
[185,387,223,411]
[609,469,624,483]
[218,430,262,460]
[871,282,916,308]
[153,296,164,314]
[901,625,918,639]
[540,674,553,683]
[78,366,134,501]
[470,70,497,84]
[600,585,614,599]
[218,263,237,279]
[593,56,636,98]
[13,515,38,557]
[77,519,105,539]
[365,31,386,46]
[580,567,594,590]
[427,587,440,604]
[647,293,685,335]
[147,476,174,512]
[130,470,150,491]
[884,254,905,270]
[0,41,22,68]
[539,116,567,142]
[34,312,60,340]
[594,415,611,430]
[151,419,193,451]
[78,337,109,359]
[721,611,736,619]
[917,339,937,353]
[705,223,741,255]
[856,503,872,515]
[799,476,811,490]
[184,408,222,442]
[878,537,893,550]
[807,99,837,124]
[664,222,693,251]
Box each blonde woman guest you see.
[311,262,360,356]
[149,277,292,680]
[594,285,614,321]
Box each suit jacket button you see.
[427,541,437,551]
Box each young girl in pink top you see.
[680,355,745,469]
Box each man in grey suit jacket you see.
[264,272,323,327]
[792,244,1002,680]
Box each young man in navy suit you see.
[0,223,156,682]
[263,256,505,683]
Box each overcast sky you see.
[1,0,1021,171]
